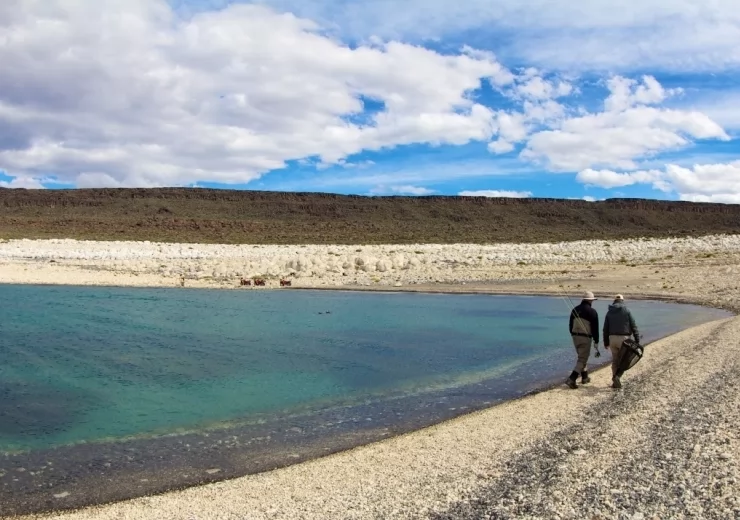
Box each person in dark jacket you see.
[566,291,600,389]
[603,294,640,389]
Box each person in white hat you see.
[603,294,641,389]
[566,290,600,389]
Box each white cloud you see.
[684,90,740,131]
[521,107,728,172]
[576,161,740,203]
[458,190,532,198]
[665,162,740,202]
[680,193,740,204]
[604,75,678,112]
[248,0,740,72]
[0,1,512,188]
[0,1,735,201]
[519,76,729,171]
[576,168,664,189]
[75,173,125,189]
[369,185,436,196]
[494,112,529,142]
[0,176,46,189]
[515,77,573,101]
[485,110,532,154]
[487,140,515,154]
[521,100,567,124]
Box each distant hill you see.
[1,188,739,244]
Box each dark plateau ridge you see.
[1,188,739,244]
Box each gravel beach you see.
[3,235,739,520]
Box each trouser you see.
[609,334,630,377]
[571,335,592,373]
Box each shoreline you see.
[293,284,740,313]
[2,338,616,517]
[16,316,739,520]
[2,234,740,315]
[3,236,740,519]
[0,279,728,310]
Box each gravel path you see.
[430,318,740,520]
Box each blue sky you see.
[1,0,739,201]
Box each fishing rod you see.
[507,270,602,358]
[554,284,601,358]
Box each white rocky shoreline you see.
[1,234,740,291]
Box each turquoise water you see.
[0,285,730,453]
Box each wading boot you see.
[566,371,579,389]
[581,371,591,384]
[612,376,622,389]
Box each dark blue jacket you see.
[603,301,640,345]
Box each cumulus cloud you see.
[576,168,664,189]
[0,176,46,189]
[369,185,436,196]
[0,1,511,188]
[680,193,740,204]
[515,76,574,101]
[567,196,602,202]
[666,162,740,203]
[458,190,532,198]
[520,76,729,171]
[576,161,740,203]
[487,140,515,154]
[603,75,679,112]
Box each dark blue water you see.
[0,285,730,454]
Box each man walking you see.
[603,294,640,389]
[566,291,599,389]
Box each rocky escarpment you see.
[1,188,739,244]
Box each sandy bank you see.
[1,235,740,310]
[3,235,740,519]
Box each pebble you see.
[425,316,740,520]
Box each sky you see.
[0,1,739,202]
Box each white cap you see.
[615,294,624,300]
[582,291,597,301]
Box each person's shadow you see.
[556,384,613,396]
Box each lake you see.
[0,284,731,515]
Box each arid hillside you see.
[1,188,739,244]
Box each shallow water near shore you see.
[0,285,731,515]
[0,284,727,453]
